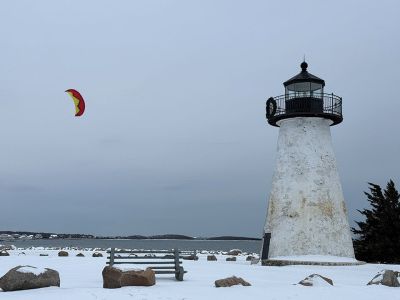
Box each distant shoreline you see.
[0,231,261,242]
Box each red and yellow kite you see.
[65,89,85,117]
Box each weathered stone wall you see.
[263,117,355,259]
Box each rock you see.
[226,257,236,261]
[250,257,260,265]
[0,250,10,256]
[228,249,242,256]
[102,266,123,289]
[367,270,400,287]
[183,255,199,261]
[0,265,60,291]
[76,253,85,257]
[40,254,49,257]
[298,274,333,286]
[207,255,217,261]
[58,251,68,257]
[163,254,175,259]
[246,255,254,261]
[215,276,251,287]
[92,252,103,257]
[102,266,156,288]
[121,268,156,287]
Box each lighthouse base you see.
[262,255,365,266]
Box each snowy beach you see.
[1,248,399,299]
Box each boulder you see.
[121,268,156,287]
[207,255,217,261]
[226,257,236,261]
[58,251,68,257]
[76,253,85,257]
[39,254,49,257]
[183,254,199,261]
[246,255,254,261]
[0,250,10,256]
[298,274,333,286]
[92,252,103,257]
[367,270,400,287]
[250,257,260,265]
[102,266,155,288]
[228,249,242,256]
[0,265,60,291]
[215,276,251,287]
[102,266,122,289]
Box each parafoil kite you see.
[65,89,85,117]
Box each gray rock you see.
[58,251,68,257]
[250,257,260,265]
[207,255,217,261]
[226,257,236,261]
[0,250,10,256]
[0,265,60,292]
[102,266,155,288]
[227,249,242,256]
[367,270,400,287]
[215,276,251,287]
[246,255,254,261]
[182,254,199,261]
[76,253,85,257]
[92,252,103,257]
[298,274,333,286]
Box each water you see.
[2,239,262,254]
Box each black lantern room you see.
[266,62,342,127]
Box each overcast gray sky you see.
[0,0,399,237]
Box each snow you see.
[16,266,46,276]
[269,255,359,263]
[0,249,399,299]
[115,266,143,272]
[299,274,333,287]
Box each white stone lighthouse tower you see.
[262,62,358,266]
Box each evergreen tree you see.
[352,180,400,263]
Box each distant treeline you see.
[0,231,94,239]
[0,231,260,241]
[97,235,260,240]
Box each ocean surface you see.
[1,239,262,254]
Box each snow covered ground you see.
[0,248,399,299]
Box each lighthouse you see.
[262,62,358,266]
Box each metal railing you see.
[267,93,342,126]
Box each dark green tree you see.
[352,180,400,263]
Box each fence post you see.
[110,247,115,266]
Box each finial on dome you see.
[301,61,308,71]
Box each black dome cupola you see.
[266,62,342,127]
[284,62,325,95]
